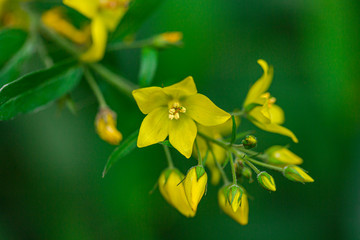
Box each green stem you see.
[163,145,174,168]
[84,68,108,108]
[195,138,202,166]
[245,156,283,172]
[198,132,230,150]
[107,39,154,51]
[210,148,230,185]
[88,63,137,99]
[229,152,237,184]
[243,159,261,175]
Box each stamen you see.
[168,102,186,120]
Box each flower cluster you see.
[131,60,314,225]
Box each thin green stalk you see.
[209,147,230,185]
[163,145,174,168]
[245,156,283,172]
[107,39,154,51]
[89,63,137,99]
[84,68,108,108]
[243,159,261,175]
[198,132,229,150]
[195,138,202,166]
[229,152,237,184]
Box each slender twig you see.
[84,68,108,108]
[163,145,174,168]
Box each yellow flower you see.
[265,145,303,165]
[132,76,231,158]
[195,117,238,185]
[41,7,90,45]
[0,0,29,28]
[95,108,122,145]
[243,60,298,143]
[158,168,195,217]
[218,186,249,225]
[283,165,314,183]
[257,171,276,191]
[63,0,130,62]
[183,166,207,212]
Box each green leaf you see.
[102,129,139,178]
[0,59,82,120]
[110,0,166,42]
[138,47,158,87]
[0,36,37,86]
[0,28,28,68]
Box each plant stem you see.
[229,152,237,184]
[107,39,154,51]
[163,145,174,168]
[245,156,283,172]
[88,63,137,99]
[243,159,261,175]
[84,68,108,108]
[209,147,230,185]
[194,138,203,166]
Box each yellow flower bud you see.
[227,185,243,213]
[153,32,183,48]
[265,145,303,165]
[242,135,257,149]
[95,108,122,145]
[218,187,249,225]
[257,171,276,191]
[158,169,195,217]
[184,166,208,212]
[283,165,314,183]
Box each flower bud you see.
[227,185,243,213]
[153,32,183,48]
[95,108,122,145]
[158,168,195,217]
[265,145,303,165]
[257,171,276,191]
[184,166,208,212]
[283,165,314,183]
[242,135,257,149]
[218,186,249,225]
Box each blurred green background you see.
[1,0,360,239]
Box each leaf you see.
[0,36,38,86]
[0,59,82,120]
[0,28,28,68]
[138,47,158,87]
[102,129,139,178]
[110,0,166,42]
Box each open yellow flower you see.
[132,77,231,158]
[63,0,130,62]
[243,60,298,143]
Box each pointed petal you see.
[269,104,285,124]
[99,7,128,32]
[249,106,271,124]
[184,94,230,126]
[252,120,299,143]
[169,115,197,158]
[137,107,169,147]
[163,76,197,98]
[132,87,169,114]
[63,0,99,19]
[80,17,107,62]
[244,59,274,107]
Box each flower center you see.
[99,0,128,10]
[168,102,186,120]
[261,92,276,108]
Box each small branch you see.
[84,68,108,108]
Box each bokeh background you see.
[1,0,360,239]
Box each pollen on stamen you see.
[168,102,186,120]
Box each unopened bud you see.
[184,166,208,212]
[95,107,122,145]
[242,135,257,149]
[153,32,183,48]
[227,185,243,213]
[283,165,314,183]
[257,171,276,191]
[266,145,303,165]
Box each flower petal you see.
[252,120,298,143]
[169,115,197,158]
[63,0,99,19]
[132,87,169,114]
[243,59,274,107]
[184,94,230,126]
[163,76,197,98]
[80,17,107,62]
[269,104,284,124]
[99,7,128,32]
[137,107,169,147]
